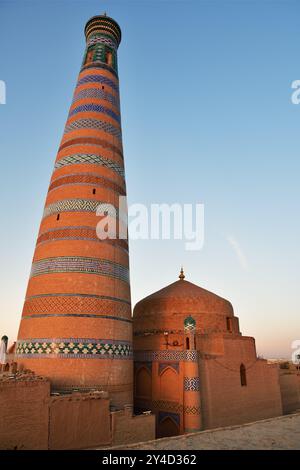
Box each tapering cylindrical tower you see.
[183,316,202,433]
[16,15,132,408]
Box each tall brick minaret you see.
[16,14,132,408]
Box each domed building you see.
[133,270,283,438]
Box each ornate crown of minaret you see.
[16,14,132,408]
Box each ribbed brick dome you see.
[133,277,234,333]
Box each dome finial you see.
[179,266,185,281]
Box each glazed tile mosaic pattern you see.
[135,398,183,413]
[183,405,201,415]
[54,154,125,178]
[134,350,199,362]
[72,87,119,107]
[64,118,122,140]
[87,35,117,50]
[68,103,120,124]
[184,377,200,391]
[16,338,132,359]
[42,199,118,219]
[30,256,129,283]
[77,74,118,92]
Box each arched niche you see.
[158,416,179,438]
[135,366,152,398]
[159,366,179,401]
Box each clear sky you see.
[0,0,299,358]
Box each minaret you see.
[181,270,202,433]
[16,15,132,408]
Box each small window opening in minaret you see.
[86,48,94,64]
[105,51,113,66]
[186,337,190,350]
[56,214,60,221]
[226,317,232,332]
[102,86,105,90]
[92,188,96,195]
[240,363,247,386]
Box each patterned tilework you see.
[135,398,183,413]
[42,199,118,219]
[184,377,200,391]
[77,74,118,92]
[54,154,125,178]
[72,87,119,108]
[81,62,118,78]
[36,227,128,250]
[58,136,123,159]
[158,362,179,375]
[184,316,196,331]
[22,293,130,317]
[158,411,180,426]
[184,351,198,362]
[16,338,132,359]
[85,18,121,46]
[134,328,184,336]
[83,43,118,73]
[134,350,198,362]
[134,361,152,373]
[48,173,125,195]
[183,405,201,415]
[30,257,129,283]
[68,104,120,124]
[64,118,122,141]
[87,35,117,50]
[84,45,104,66]
[22,314,132,323]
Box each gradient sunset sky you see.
[0,0,299,358]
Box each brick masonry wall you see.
[111,409,155,446]
[279,372,300,414]
[0,377,50,450]
[0,373,155,449]
[200,337,283,429]
[49,391,111,449]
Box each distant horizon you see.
[0,0,299,360]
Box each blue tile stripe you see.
[54,154,125,178]
[30,256,129,283]
[87,35,117,50]
[72,87,119,108]
[42,199,119,220]
[63,118,122,141]
[16,338,132,359]
[184,377,200,391]
[134,350,198,362]
[68,103,120,124]
[77,74,118,92]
